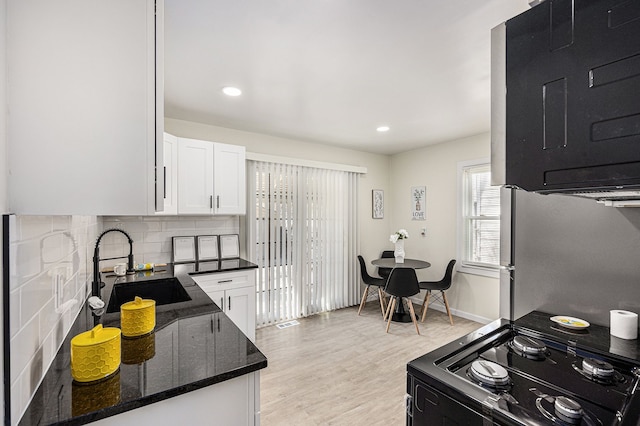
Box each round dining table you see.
[371,258,431,322]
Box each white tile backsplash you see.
[102,216,240,266]
[8,215,99,425]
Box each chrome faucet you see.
[92,228,134,297]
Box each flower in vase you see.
[389,229,409,243]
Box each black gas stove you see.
[407,312,640,425]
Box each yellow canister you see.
[70,324,121,383]
[120,296,156,337]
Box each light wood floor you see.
[256,301,481,425]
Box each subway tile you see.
[14,241,43,287]
[17,216,53,240]
[51,216,72,231]
[10,289,21,338]
[10,315,40,384]
[19,274,53,328]
[11,381,21,426]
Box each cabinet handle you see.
[228,296,231,310]
[210,195,213,209]
[210,317,214,333]
[163,166,167,199]
[218,279,233,284]
[216,195,220,209]
[220,297,224,310]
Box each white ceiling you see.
[164,0,530,155]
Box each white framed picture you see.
[172,236,196,263]
[372,189,384,219]
[411,186,426,220]
[197,235,219,261]
[219,234,240,259]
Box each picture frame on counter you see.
[172,236,196,263]
[219,234,240,259]
[197,235,219,261]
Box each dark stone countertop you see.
[515,310,640,362]
[19,260,266,426]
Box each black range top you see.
[407,312,640,426]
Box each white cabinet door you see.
[177,138,214,214]
[158,133,178,215]
[191,269,256,341]
[225,286,254,341]
[214,143,246,215]
[7,0,162,215]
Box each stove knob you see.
[554,396,583,424]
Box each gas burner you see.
[468,360,512,390]
[534,393,600,426]
[509,335,548,360]
[572,357,626,385]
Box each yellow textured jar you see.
[120,296,156,337]
[70,324,121,383]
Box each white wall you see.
[389,133,499,323]
[165,118,392,277]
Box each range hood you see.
[491,0,640,205]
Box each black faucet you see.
[92,228,134,297]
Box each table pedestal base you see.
[391,299,413,323]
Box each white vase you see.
[394,239,405,263]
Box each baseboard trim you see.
[408,296,494,325]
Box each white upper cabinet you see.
[178,138,215,214]
[159,132,178,215]
[213,143,246,215]
[7,0,164,215]
[176,136,246,215]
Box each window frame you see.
[456,158,500,278]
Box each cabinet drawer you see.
[191,270,252,292]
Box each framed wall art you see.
[220,234,240,259]
[172,236,196,263]
[196,235,219,261]
[411,186,426,220]
[372,189,384,219]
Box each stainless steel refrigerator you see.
[500,187,640,327]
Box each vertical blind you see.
[247,160,359,327]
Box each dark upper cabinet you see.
[503,0,640,194]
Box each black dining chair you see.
[419,259,456,325]
[377,250,394,280]
[384,267,420,335]
[357,256,387,316]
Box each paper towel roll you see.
[610,310,638,340]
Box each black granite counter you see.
[19,260,266,426]
[516,310,640,362]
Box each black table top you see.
[371,258,431,269]
[18,261,266,426]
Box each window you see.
[457,159,500,277]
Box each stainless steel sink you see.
[106,277,192,313]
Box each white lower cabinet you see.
[92,372,260,426]
[191,269,257,342]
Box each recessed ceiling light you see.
[376,126,390,132]
[222,86,242,97]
